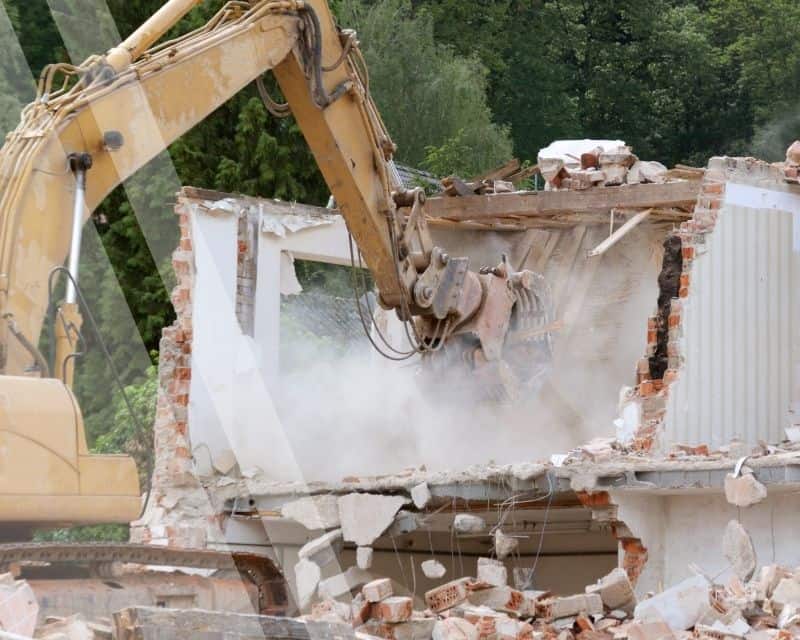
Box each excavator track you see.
[0,543,288,615]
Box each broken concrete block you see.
[495,618,533,640]
[724,473,767,508]
[35,614,94,640]
[363,578,394,603]
[426,579,469,613]
[777,603,800,629]
[467,586,524,614]
[723,520,757,582]
[339,494,406,546]
[311,599,352,624]
[626,621,675,640]
[212,448,239,475]
[454,514,486,534]
[295,558,321,609]
[477,558,507,588]
[422,559,447,580]
[411,483,432,509]
[283,495,341,530]
[358,546,374,570]
[539,593,603,620]
[318,566,373,599]
[359,619,434,640]
[375,597,414,623]
[494,530,519,560]
[0,573,38,637]
[770,578,800,614]
[298,528,343,567]
[634,575,710,630]
[433,618,478,640]
[710,617,751,637]
[587,568,637,612]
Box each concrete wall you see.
[613,488,800,595]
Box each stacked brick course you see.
[628,159,730,451]
[130,196,214,549]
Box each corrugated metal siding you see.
[665,198,798,448]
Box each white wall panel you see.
[665,183,800,448]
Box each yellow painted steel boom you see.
[0,0,546,527]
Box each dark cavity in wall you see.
[649,235,682,381]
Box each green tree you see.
[337,0,513,176]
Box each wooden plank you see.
[425,181,700,221]
[588,209,653,257]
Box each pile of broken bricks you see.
[304,541,800,640]
[538,145,668,192]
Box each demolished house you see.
[11,147,800,639]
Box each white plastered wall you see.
[613,488,800,595]
[665,179,800,448]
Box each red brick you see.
[639,380,655,396]
[682,246,695,260]
[668,313,681,328]
[663,369,679,385]
[702,181,725,195]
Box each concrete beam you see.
[114,608,354,640]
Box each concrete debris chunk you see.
[35,614,94,640]
[495,617,534,640]
[467,586,524,614]
[493,530,519,560]
[298,528,344,567]
[770,578,800,614]
[710,617,751,637]
[477,558,508,587]
[722,520,757,582]
[411,483,432,509]
[0,573,39,637]
[626,621,675,640]
[433,617,479,640]
[422,559,447,580]
[363,578,394,603]
[295,558,322,609]
[587,568,637,612]
[283,495,341,531]
[634,575,710,630]
[319,566,373,600]
[724,472,767,508]
[212,448,239,475]
[390,618,438,640]
[311,599,352,624]
[426,579,470,613]
[339,494,406,546]
[375,597,414,623]
[777,603,800,629]
[538,593,603,620]
[358,546,375,570]
[454,514,486,534]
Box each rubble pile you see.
[302,550,800,640]
[537,143,668,192]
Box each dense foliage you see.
[1,0,800,541]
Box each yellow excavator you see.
[0,0,550,533]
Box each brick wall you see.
[626,161,729,451]
[131,197,214,548]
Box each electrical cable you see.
[47,267,154,519]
